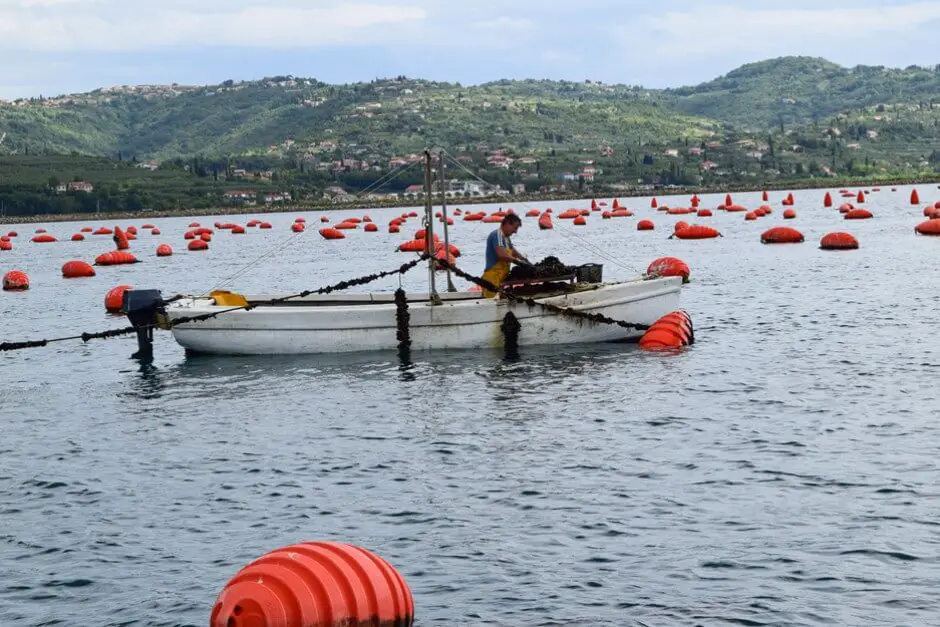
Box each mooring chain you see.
[435,259,651,331]
[0,256,430,353]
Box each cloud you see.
[0,2,427,51]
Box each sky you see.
[1,0,940,99]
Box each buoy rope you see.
[203,160,423,297]
[441,151,644,275]
[436,258,650,331]
[0,256,430,353]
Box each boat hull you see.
[166,277,682,355]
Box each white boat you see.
[165,275,683,355]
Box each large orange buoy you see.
[601,211,612,219]
[573,215,587,225]
[398,239,426,252]
[761,226,804,244]
[200,232,212,242]
[783,208,796,219]
[0,240,11,251]
[113,226,130,250]
[820,232,859,250]
[62,260,96,278]
[95,251,139,265]
[231,225,246,234]
[674,221,689,233]
[364,223,379,232]
[334,221,358,230]
[725,204,748,212]
[188,239,209,251]
[696,209,712,217]
[126,226,138,235]
[2,270,29,290]
[319,228,346,240]
[637,219,654,231]
[824,191,833,207]
[156,244,173,257]
[639,310,694,351]
[674,225,721,239]
[31,234,57,243]
[210,541,414,627]
[104,284,132,313]
[72,233,86,242]
[744,212,757,221]
[914,220,940,236]
[291,222,305,233]
[151,228,161,235]
[844,208,873,220]
[538,213,553,230]
[94,227,112,235]
[911,188,920,205]
[647,257,690,283]
[526,209,540,217]
[611,208,633,217]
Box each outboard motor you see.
[122,289,165,359]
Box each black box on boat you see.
[575,263,603,283]
[122,289,164,314]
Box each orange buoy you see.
[690,195,700,208]
[104,284,132,313]
[389,225,401,234]
[188,222,200,228]
[188,239,209,251]
[911,189,920,205]
[725,204,748,212]
[650,197,658,208]
[35,228,47,234]
[362,216,372,223]
[319,228,346,240]
[95,251,139,265]
[31,234,57,243]
[295,217,306,224]
[334,221,358,230]
[674,225,721,239]
[601,211,612,219]
[364,223,379,232]
[824,191,833,207]
[343,217,362,224]
[538,213,553,230]
[725,193,733,207]
[151,228,161,235]
[291,223,305,233]
[639,310,694,351]
[820,232,859,250]
[62,260,96,278]
[856,190,865,203]
[126,226,138,235]
[761,226,804,244]
[647,257,690,283]
[762,190,769,201]
[3,270,30,291]
[113,226,130,250]
[398,239,426,252]
[0,240,11,251]
[915,220,940,236]
[744,212,757,221]
[557,209,581,219]
[230,225,246,234]
[696,209,712,217]
[674,221,689,233]
[259,222,272,229]
[210,541,414,627]
[156,244,173,257]
[141,224,155,229]
[838,203,854,213]
[80,227,93,233]
[844,208,873,220]
[783,208,796,219]
[611,208,633,217]
[526,209,540,217]
[573,216,587,225]
[200,233,212,242]
[637,219,655,231]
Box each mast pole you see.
[438,151,456,292]
[423,150,440,304]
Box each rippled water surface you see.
[2,187,939,626]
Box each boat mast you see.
[438,151,456,292]
[423,150,440,304]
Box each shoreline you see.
[2,175,937,225]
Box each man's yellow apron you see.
[481,260,510,298]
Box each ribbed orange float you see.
[637,219,654,231]
[399,239,426,252]
[104,284,132,313]
[820,232,859,250]
[725,204,748,212]
[761,226,804,244]
[319,228,346,240]
[156,244,174,256]
[783,209,796,219]
[647,257,690,282]
[914,220,940,236]
[210,541,414,627]
[674,225,721,239]
[62,260,96,278]
[188,239,209,251]
[95,251,139,265]
[844,209,873,220]
[639,310,694,350]
[3,270,30,291]
[32,234,57,243]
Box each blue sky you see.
[1,0,940,98]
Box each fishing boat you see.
[161,151,684,356]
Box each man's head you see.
[500,213,522,236]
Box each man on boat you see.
[482,213,529,298]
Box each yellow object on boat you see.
[210,290,249,307]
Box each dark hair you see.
[502,213,522,226]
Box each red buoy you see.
[696,209,712,217]
[295,217,307,223]
[762,190,769,201]
[319,228,346,240]
[647,257,690,283]
[761,226,804,244]
[364,223,379,232]
[573,216,587,225]
[844,209,873,220]
[674,225,721,239]
[824,192,833,207]
[151,228,161,235]
[637,219,655,231]
[526,209,540,217]
[911,189,920,205]
[820,232,859,250]
[856,190,865,203]
[104,284,132,313]
[639,310,694,351]
[725,193,733,207]
[80,227,93,233]
[650,197,658,209]
[188,222,201,228]
[915,220,940,236]
[538,213,553,230]
[62,260,96,278]
[113,226,130,250]
[188,239,209,251]
[156,244,173,257]
[291,223,305,233]
[259,222,272,229]
[71,233,85,241]
[31,234,57,243]
[783,208,797,219]
[210,541,414,627]
[0,240,11,251]
[2,270,29,291]
[95,251,139,265]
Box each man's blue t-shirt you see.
[485,229,513,270]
